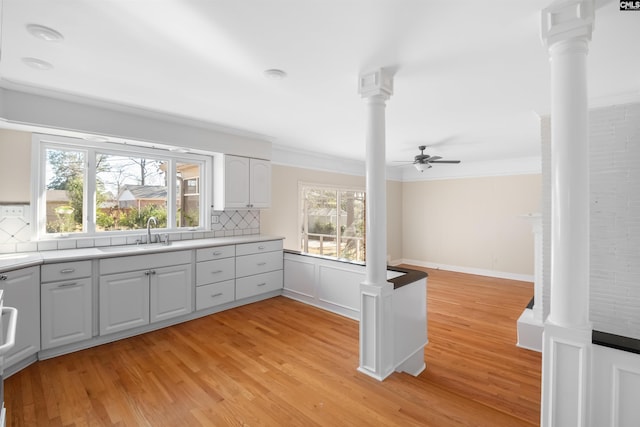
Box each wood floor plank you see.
[6,268,541,426]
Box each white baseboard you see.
[398,259,534,283]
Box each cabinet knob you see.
[0,275,7,281]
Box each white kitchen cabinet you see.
[195,244,235,311]
[213,155,271,209]
[99,251,192,335]
[99,270,150,335]
[150,264,192,323]
[0,266,40,370]
[41,260,92,350]
[235,240,283,300]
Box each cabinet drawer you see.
[196,280,235,310]
[41,260,92,282]
[196,257,235,286]
[235,240,283,256]
[236,270,283,300]
[236,250,283,278]
[195,245,235,262]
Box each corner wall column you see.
[540,1,594,425]
[357,68,394,380]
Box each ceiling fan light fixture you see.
[414,162,430,172]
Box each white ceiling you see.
[0,1,638,173]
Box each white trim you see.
[400,258,534,282]
[272,143,366,177]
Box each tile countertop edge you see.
[0,235,285,272]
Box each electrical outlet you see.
[1,206,24,217]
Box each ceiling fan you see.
[406,145,461,172]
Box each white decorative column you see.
[357,68,395,380]
[540,1,594,426]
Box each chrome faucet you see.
[146,216,157,244]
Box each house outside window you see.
[300,183,366,262]
[35,134,210,238]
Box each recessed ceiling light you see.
[21,57,54,70]
[263,69,287,80]
[26,24,64,42]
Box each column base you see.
[541,323,592,427]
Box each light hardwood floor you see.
[5,267,541,426]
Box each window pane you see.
[95,154,167,231]
[301,185,366,262]
[176,162,200,228]
[338,190,366,262]
[45,148,85,234]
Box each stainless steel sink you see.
[97,244,169,253]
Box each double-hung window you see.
[34,134,211,239]
[299,183,366,262]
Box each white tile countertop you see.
[0,235,284,272]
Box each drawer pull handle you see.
[211,270,223,274]
[258,246,265,250]
[257,282,267,287]
[60,268,75,274]
[0,275,7,281]
[57,282,78,288]
[257,262,267,266]
[211,293,223,298]
[213,251,222,256]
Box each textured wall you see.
[542,102,640,339]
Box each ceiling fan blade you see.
[427,156,442,162]
[429,160,461,164]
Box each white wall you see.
[260,164,404,264]
[401,174,542,280]
[0,129,31,202]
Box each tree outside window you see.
[300,184,366,262]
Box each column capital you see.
[541,0,594,48]
[358,68,393,99]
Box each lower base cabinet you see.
[196,279,235,311]
[236,270,283,300]
[0,266,40,370]
[41,277,92,350]
[99,263,191,335]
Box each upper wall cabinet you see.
[213,155,271,210]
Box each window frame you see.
[32,133,212,240]
[298,181,366,263]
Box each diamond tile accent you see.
[211,210,260,235]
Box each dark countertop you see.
[593,330,640,355]
[283,249,427,290]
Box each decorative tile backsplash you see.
[0,204,31,244]
[0,205,260,253]
[211,210,260,236]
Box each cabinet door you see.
[224,155,250,208]
[41,277,92,350]
[150,264,192,323]
[0,266,40,368]
[249,158,271,208]
[99,271,149,335]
